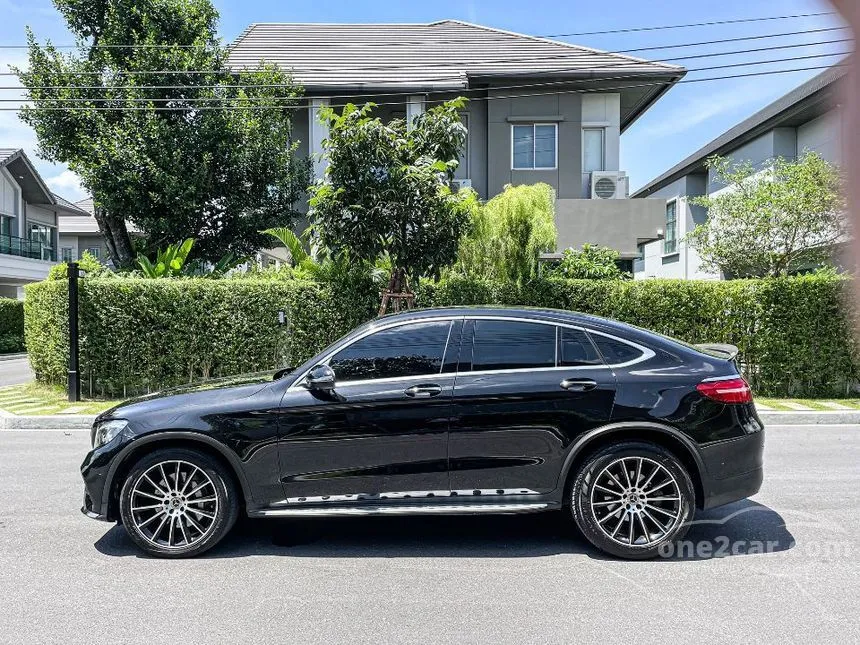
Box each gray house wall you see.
[555,198,664,257]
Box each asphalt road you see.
[0,426,857,644]
[0,357,33,387]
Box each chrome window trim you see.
[288,313,655,391]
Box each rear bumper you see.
[699,428,764,510]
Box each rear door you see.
[449,318,616,495]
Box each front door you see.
[449,318,616,495]
[276,318,461,502]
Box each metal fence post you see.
[68,261,80,403]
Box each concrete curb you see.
[0,352,27,362]
[759,410,860,425]
[0,414,96,430]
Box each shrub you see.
[0,297,25,354]
[25,277,378,397]
[548,244,628,280]
[24,273,858,398]
[418,274,859,397]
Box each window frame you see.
[85,246,101,260]
[289,315,653,391]
[664,198,678,255]
[582,127,606,173]
[61,247,74,262]
[510,123,558,171]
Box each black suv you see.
[81,307,764,559]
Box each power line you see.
[3,25,848,76]
[7,37,851,97]
[0,10,838,49]
[541,11,838,37]
[3,63,846,111]
[9,51,850,104]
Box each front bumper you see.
[698,427,764,509]
[80,436,129,521]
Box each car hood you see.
[98,370,287,421]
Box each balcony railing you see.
[0,234,56,261]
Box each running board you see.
[252,503,548,518]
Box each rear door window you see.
[558,328,603,366]
[470,320,556,371]
[590,334,644,365]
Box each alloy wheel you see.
[589,456,682,547]
[129,460,219,550]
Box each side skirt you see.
[248,502,553,518]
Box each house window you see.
[86,247,101,260]
[512,124,557,170]
[61,247,74,262]
[455,113,469,179]
[664,200,678,255]
[0,215,11,237]
[29,223,55,261]
[583,128,605,173]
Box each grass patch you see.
[0,382,123,416]
[756,398,860,411]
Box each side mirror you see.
[305,364,336,391]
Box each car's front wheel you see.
[570,441,695,559]
[119,448,239,558]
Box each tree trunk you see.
[93,205,136,269]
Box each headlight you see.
[92,419,128,448]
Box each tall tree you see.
[309,99,478,296]
[17,0,309,267]
[687,153,847,277]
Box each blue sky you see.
[0,0,848,200]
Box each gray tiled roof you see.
[0,148,23,166]
[227,19,682,90]
[52,192,91,215]
[633,63,848,197]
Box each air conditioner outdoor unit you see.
[451,178,472,190]
[591,171,629,199]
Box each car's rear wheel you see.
[570,441,695,559]
[119,448,239,558]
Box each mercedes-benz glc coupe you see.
[82,307,764,559]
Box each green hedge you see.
[24,273,859,397]
[24,278,377,397]
[0,297,25,354]
[418,275,860,397]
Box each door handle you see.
[560,378,598,392]
[404,384,443,398]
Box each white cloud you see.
[636,81,777,140]
[46,169,87,201]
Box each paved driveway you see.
[0,357,33,387]
[0,425,857,643]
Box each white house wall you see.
[797,108,842,164]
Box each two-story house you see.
[632,64,845,279]
[227,19,685,262]
[0,149,89,298]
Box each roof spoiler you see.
[695,343,739,360]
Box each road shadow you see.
[94,498,795,561]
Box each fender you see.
[102,430,256,515]
[555,421,708,493]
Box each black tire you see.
[570,441,695,560]
[119,448,240,558]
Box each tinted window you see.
[592,334,644,364]
[471,320,556,371]
[330,321,452,382]
[559,328,602,366]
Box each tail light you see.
[696,377,752,404]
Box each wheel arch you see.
[558,422,706,509]
[103,432,252,521]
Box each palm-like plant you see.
[137,238,195,278]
